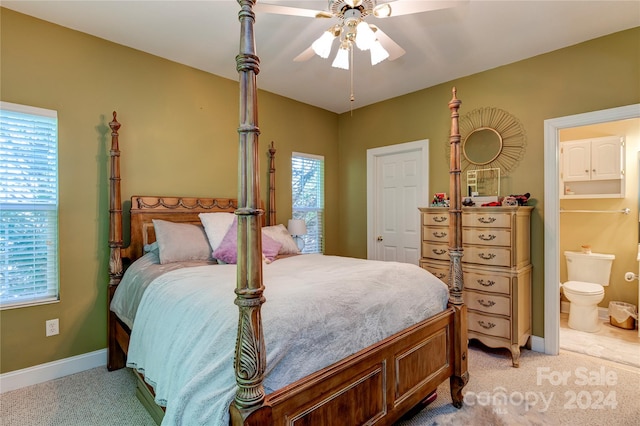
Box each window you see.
[0,102,59,309]
[292,152,324,254]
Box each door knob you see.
[377,236,383,241]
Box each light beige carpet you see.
[397,342,640,426]
[1,344,638,425]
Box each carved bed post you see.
[268,141,276,226]
[231,0,268,424]
[108,112,123,285]
[448,88,463,305]
[107,111,126,371]
[447,88,469,407]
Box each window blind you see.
[292,152,324,254]
[0,102,59,308]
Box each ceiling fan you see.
[255,1,465,69]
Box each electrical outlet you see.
[46,319,59,337]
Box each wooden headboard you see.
[122,196,238,263]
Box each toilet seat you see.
[563,280,604,295]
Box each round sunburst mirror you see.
[448,107,527,176]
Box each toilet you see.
[562,251,615,332]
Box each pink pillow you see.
[213,218,282,264]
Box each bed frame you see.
[107,1,468,424]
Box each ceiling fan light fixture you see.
[373,3,392,18]
[355,21,376,50]
[332,45,350,70]
[369,40,389,65]
[311,30,336,59]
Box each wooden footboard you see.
[232,305,467,426]
[125,303,467,426]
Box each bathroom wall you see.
[559,118,640,308]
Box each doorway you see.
[543,104,640,355]
[366,140,429,263]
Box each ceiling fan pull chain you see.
[350,44,355,115]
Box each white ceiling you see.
[4,0,639,113]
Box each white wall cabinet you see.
[560,136,625,198]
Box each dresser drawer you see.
[423,212,449,227]
[463,269,511,295]
[462,228,511,247]
[463,212,511,228]
[464,291,510,316]
[421,242,449,261]
[423,226,449,243]
[464,246,511,267]
[420,261,449,283]
[468,312,511,339]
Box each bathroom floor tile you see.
[560,313,639,368]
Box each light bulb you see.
[311,31,336,59]
[332,46,350,70]
[355,21,376,51]
[369,40,389,65]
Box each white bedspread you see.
[125,254,448,425]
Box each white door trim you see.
[543,103,640,355]
[366,139,430,260]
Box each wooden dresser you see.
[419,206,533,367]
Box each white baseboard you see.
[529,335,545,353]
[0,349,107,394]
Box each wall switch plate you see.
[46,319,59,336]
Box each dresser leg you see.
[510,344,521,368]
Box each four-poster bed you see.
[106,1,468,424]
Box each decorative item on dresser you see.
[419,206,533,367]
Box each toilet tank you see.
[564,251,615,286]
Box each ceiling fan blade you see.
[293,46,316,62]
[254,3,331,19]
[370,25,406,61]
[374,0,467,18]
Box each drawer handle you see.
[433,216,447,223]
[433,231,447,238]
[432,249,447,255]
[477,299,496,308]
[478,320,496,329]
[435,272,446,279]
[478,234,496,241]
[478,253,496,260]
[477,217,497,224]
[477,279,495,287]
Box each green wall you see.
[0,8,338,373]
[337,27,640,338]
[2,6,639,373]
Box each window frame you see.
[1,101,60,309]
[291,152,325,254]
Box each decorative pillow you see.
[199,212,236,251]
[262,224,300,255]
[213,218,282,264]
[151,219,212,264]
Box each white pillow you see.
[262,224,300,255]
[199,212,236,251]
[152,219,212,264]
